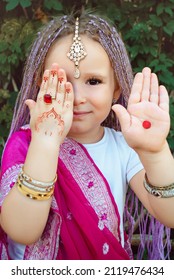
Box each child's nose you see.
[73,85,86,106]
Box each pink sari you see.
[0,127,131,260]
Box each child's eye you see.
[86,78,102,85]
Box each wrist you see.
[138,141,174,186]
[24,136,60,182]
[136,141,169,162]
[31,133,62,152]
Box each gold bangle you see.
[16,182,54,201]
[17,181,54,196]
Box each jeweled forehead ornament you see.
[67,17,87,78]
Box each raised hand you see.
[25,63,74,145]
[112,67,170,153]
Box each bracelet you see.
[144,173,174,190]
[16,181,54,200]
[144,174,174,198]
[17,180,54,195]
[16,168,56,201]
[18,177,54,192]
[19,167,57,188]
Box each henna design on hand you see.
[58,76,64,83]
[66,88,71,94]
[43,76,49,82]
[50,70,57,77]
[35,107,64,135]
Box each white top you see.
[8,127,143,259]
[83,127,144,246]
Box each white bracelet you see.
[19,167,57,188]
[19,178,54,192]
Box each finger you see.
[128,73,143,105]
[112,104,131,131]
[37,70,50,102]
[25,99,36,113]
[64,82,74,110]
[159,85,169,112]
[47,64,59,99]
[149,73,159,104]
[56,69,67,108]
[141,67,151,101]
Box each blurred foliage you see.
[0,0,174,157]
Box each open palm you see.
[112,67,170,153]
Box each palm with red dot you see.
[112,67,170,153]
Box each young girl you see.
[0,12,174,260]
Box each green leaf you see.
[150,48,158,57]
[163,21,174,36]
[165,7,173,16]
[130,45,140,59]
[156,3,164,16]
[10,41,21,54]
[159,72,174,88]
[107,5,121,21]
[149,15,162,27]
[19,0,31,8]
[44,0,63,11]
[0,41,8,52]
[0,53,7,64]
[119,19,127,29]
[6,0,19,11]
[150,32,158,41]
[137,59,146,69]
[8,54,18,64]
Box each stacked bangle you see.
[19,167,57,187]
[18,175,54,192]
[16,182,54,200]
[144,173,174,198]
[16,167,56,201]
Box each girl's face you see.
[44,34,120,143]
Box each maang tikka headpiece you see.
[67,17,87,78]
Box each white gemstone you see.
[75,45,80,52]
[74,67,80,78]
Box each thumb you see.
[25,99,36,113]
[112,104,131,131]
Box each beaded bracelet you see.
[144,173,174,198]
